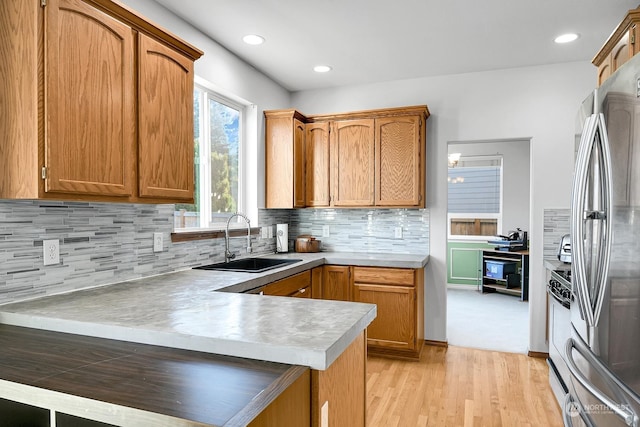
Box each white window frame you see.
[197,89,245,229]
[447,155,503,241]
[174,76,256,232]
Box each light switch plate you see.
[267,226,273,239]
[322,225,330,237]
[43,239,60,266]
[153,232,163,252]
[261,226,268,239]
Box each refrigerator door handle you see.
[592,113,613,327]
[565,337,639,427]
[563,393,597,427]
[571,115,598,326]
[571,113,614,329]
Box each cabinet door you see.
[331,119,375,206]
[611,31,631,73]
[265,113,306,208]
[352,283,416,351]
[45,0,135,197]
[293,118,306,208]
[305,122,330,207]
[375,116,423,207]
[138,33,195,201]
[321,265,351,301]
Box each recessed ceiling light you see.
[242,34,265,45]
[554,33,579,44]
[313,65,332,73]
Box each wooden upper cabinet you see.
[0,0,202,203]
[263,105,429,209]
[375,115,424,207]
[331,119,375,207]
[593,7,640,86]
[612,32,631,71]
[293,119,306,207]
[45,0,135,197]
[305,122,330,207]
[265,111,306,208]
[138,34,195,201]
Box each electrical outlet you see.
[267,226,273,239]
[395,227,403,239]
[261,226,268,239]
[321,401,329,427]
[322,225,330,237]
[43,239,60,266]
[153,232,163,252]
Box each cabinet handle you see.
[298,288,306,294]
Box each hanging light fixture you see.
[448,153,461,168]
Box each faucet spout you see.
[225,213,252,263]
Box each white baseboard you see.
[446,283,479,291]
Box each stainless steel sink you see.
[194,257,301,273]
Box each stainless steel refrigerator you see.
[564,53,640,426]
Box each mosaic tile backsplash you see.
[286,208,430,254]
[543,208,570,260]
[0,201,428,304]
[543,207,640,267]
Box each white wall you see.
[292,63,593,351]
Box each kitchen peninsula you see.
[0,252,428,426]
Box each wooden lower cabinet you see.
[249,370,311,427]
[320,265,351,301]
[352,266,424,360]
[312,331,366,427]
[262,271,312,298]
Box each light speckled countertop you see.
[543,258,571,272]
[0,251,428,370]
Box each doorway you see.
[446,138,531,353]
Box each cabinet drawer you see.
[353,267,414,286]
[263,271,311,297]
[290,285,311,298]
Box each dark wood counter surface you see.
[0,324,308,426]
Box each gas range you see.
[547,268,572,407]
[548,269,572,309]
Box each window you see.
[175,85,245,230]
[447,155,503,239]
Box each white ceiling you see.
[153,0,639,92]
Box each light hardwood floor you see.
[366,345,563,426]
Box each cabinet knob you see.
[298,288,306,293]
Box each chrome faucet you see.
[225,213,251,262]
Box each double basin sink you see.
[194,257,301,273]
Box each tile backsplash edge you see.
[0,201,429,304]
